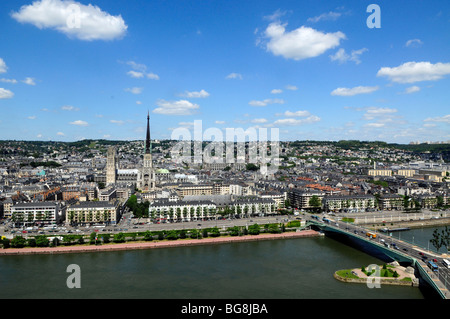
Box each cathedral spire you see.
[145,111,151,154]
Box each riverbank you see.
[0,229,319,256]
[334,262,420,287]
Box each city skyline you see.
[0,0,449,144]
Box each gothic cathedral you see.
[137,112,156,192]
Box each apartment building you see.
[322,194,376,212]
[11,201,66,226]
[65,201,120,225]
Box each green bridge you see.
[307,219,449,299]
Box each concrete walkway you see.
[0,230,319,256]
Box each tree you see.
[309,195,322,212]
[166,230,178,240]
[113,232,125,243]
[143,231,153,241]
[35,235,49,247]
[246,163,259,171]
[27,238,36,247]
[248,223,260,235]
[102,233,111,244]
[228,226,240,236]
[11,236,27,248]
[209,227,220,237]
[268,224,281,234]
[2,238,10,248]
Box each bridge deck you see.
[307,219,449,299]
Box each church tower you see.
[137,112,156,191]
[106,146,117,185]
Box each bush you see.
[27,238,36,247]
[35,235,49,247]
[113,232,125,243]
[166,230,178,240]
[102,234,111,244]
[11,236,27,248]
[143,231,153,241]
[51,237,60,247]
[209,227,220,237]
[2,238,10,248]
[228,226,240,236]
[268,224,281,234]
[248,224,260,235]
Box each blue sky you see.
[0,0,449,143]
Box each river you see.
[0,230,432,299]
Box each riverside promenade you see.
[0,230,319,256]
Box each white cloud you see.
[278,110,311,117]
[271,89,282,94]
[110,120,124,125]
[125,61,159,80]
[27,116,37,120]
[22,77,36,85]
[125,87,143,94]
[285,85,298,91]
[70,120,88,126]
[61,105,79,111]
[404,86,420,94]
[126,61,146,72]
[0,78,18,84]
[11,0,128,41]
[127,70,144,78]
[0,58,7,73]
[377,61,450,83]
[307,11,341,23]
[405,39,423,48]
[263,22,346,61]
[274,115,320,126]
[57,132,65,136]
[215,120,225,124]
[146,73,159,80]
[365,123,385,128]
[249,98,284,107]
[152,99,200,116]
[330,48,368,64]
[251,118,268,124]
[226,73,243,80]
[263,9,289,22]
[363,107,398,120]
[424,114,450,124]
[0,88,14,99]
[180,89,210,98]
[331,86,379,96]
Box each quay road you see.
[303,213,450,298]
[0,214,297,237]
[2,208,449,238]
[334,209,449,225]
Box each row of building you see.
[287,188,448,212]
[9,200,122,227]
